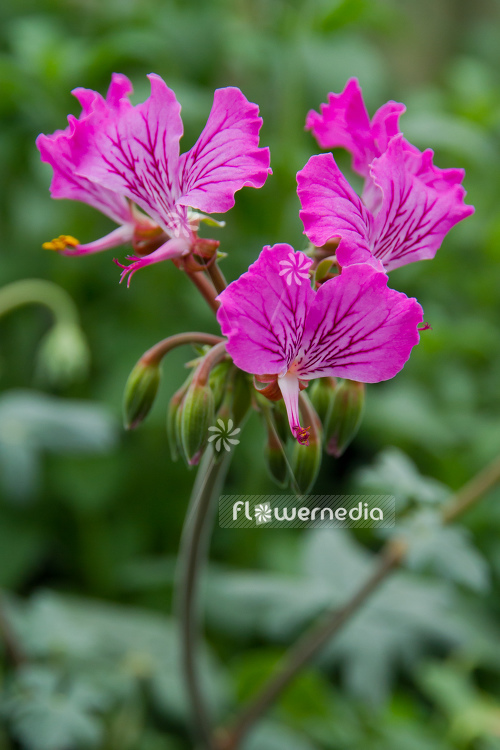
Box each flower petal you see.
[62,224,135,256]
[36,74,135,226]
[73,74,186,237]
[295,263,423,382]
[216,244,314,376]
[178,87,271,214]
[305,78,405,177]
[297,153,373,260]
[369,136,475,271]
[114,237,190,287]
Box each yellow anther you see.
[42,235,80,251]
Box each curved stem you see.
[206,261,228,295]
[187,271,220,314]
[177,445,232,749]
[141,332,224,367]
[217,452,500,750]
[0,279,80,326]
[193,341,227,387]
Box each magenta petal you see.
[73,74,186,237]
[114,237,190,287]
[178,87,271,214]
[216,244,314,376]
[369,136,475,271]
[305,78,375,176]
[297,153,372,255]
[36,131,133,226]
[63,224,135,256]
[296,264,423,382]
[37,74,134,226]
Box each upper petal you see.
[178,87,271,214]
[36,74,135,225]
[72,74,187,237]
[305,78,375,176]
[369,136,475,271]
[296,263,423,382]
[216,244,314,376]
[297,153,373,261]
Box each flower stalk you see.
[176,445,232,749]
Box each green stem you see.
[0,279,80,326]
[177,445,232,749]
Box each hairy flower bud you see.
[166,374,193,461]
[264,416,288,487]
[180,382,215,466]
[289,393,322,494]
[308,377,337,425]
[208,359,231,412]
[325,379,365,457]
[123,360,161,430]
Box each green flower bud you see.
[166,375,193,461]
[208,359,231,412]
[36,322,90,386]
[290,393,322,495]
[180,382,215,466]
[231,368,252,427]
[290,437,322,495]
[308,377,337,425]
[264,416,288,487]
[325,379,365,457]
[123,360,161,430]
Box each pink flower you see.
[300,79,474,271]
[216,244,423,444]
[37,73,271,284]
[298,135,474,272]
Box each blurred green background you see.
[1,0,500,748]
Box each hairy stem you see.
[140,332,224,367]
[217,452,500,750]
[177,446,231,749]
[206,261,228,294]
[187,271,220,314]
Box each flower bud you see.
[180,381,215,466]
[123,360,161,430]
[166,375,192,461]
[209,359,231,412]
[308,377,337,425]
[290,393,322,495]
[264,416,288,487]
[325,380,365,457]
[230,368,252,427]
[36,322,90,386]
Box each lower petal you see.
[62,224,135,256]
[278,372,310,445]
[114,237,191,287]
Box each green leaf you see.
[2,666,103,750]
